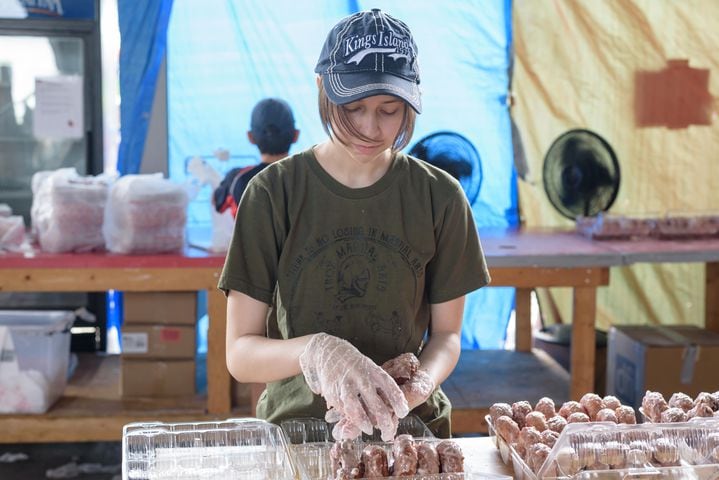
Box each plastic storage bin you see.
[0,310,74,413]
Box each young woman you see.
[219,9,489,440]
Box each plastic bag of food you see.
[103,173,188,254]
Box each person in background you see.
[213,98,299,217]
[219,9,489,440]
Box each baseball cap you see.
[250,98,296,154]
[314,9,422,113]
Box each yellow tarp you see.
[512,0,719,329]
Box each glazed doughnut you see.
[615,405,636,424]
[391,434,417,476]
[558,401,584,419]
[534,397,556,419]
[512,401,533,428]
[668,392,694,412]
[415,442,440,475]
[489,402,513,424]
[436,440,464,473]
[524,411,547,432]
[361,445,389,478]
[579,393,603,420]
[494,415,520,444]
[546,415,567,434]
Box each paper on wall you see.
[33,75,84,139]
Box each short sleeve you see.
[217,179,283,304]
[425,187,490,304]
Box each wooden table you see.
[598,236,719,334]
[457,437,513,477]
[480,228,618,400]
[0,247,232,443]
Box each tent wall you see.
[512,0,719,329]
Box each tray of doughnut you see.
[653,213,719,239]
[487,393,719,479]
[577,212,719,241]
[576,213,656,240]
[281,417,509,480]
[640,390,719,423]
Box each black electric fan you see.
[542,129,620,220]
[408,131,483,204]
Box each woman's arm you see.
[418,296,465,387]
[225,289,311,383]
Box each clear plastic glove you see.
[325,407,399,441]
[299,333,409,439]
[381,353,436,410]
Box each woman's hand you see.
[299,333,409,440]
[399,369,435,410]
[381,352,436,410]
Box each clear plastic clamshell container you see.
[280,415,435,444]
[122,417,301,480]
[283,416,510,480]
[490,415,719,480]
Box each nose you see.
[357,111,381,140]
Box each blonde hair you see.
[317,81,416,152]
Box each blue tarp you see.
[164,0,518,348]
[117,0,173,175]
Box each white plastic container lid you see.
[0,310,75,334]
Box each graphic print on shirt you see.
[284,225,426,353]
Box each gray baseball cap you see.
[314,9,421,113]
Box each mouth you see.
[353,143,383,155]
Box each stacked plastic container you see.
[103,173,188,254]
[488,415,719,479]
[122,418,300,480]
[280,416,511,480]
[30,168,112,252]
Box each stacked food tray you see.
[488,415,719,479]
[576,212,719,240]
[122,418,301,480]
[281,416,510,480]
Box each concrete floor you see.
[0,442,121,479]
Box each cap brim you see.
[322,72,422,114]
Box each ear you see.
[292,130,300,143]
[316,75,322,88]
[247,131,257,145]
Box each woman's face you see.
[334,95,406,160]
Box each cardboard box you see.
[121,358,195,397]
[121,325,195,359]
[607,325,719,409]
[123,292,197,325]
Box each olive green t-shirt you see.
[218,148,490,438]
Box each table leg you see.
[706,262,719,333]
[571,287,596,400]
[515,288,533,352]
[207,288,231,414]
